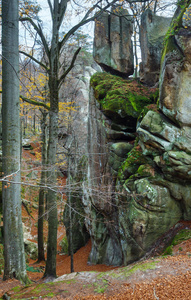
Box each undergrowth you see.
[163,229,191,256]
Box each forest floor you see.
[0,139,191,299]
[0,238,191,299]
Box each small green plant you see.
[163,229,191,256]
[11,286,22,292]
[93,279,108,294]
[45,292,55,297]
[172,229,191,245]
[163,245,173,256]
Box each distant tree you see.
[2,0,29,284]
[20,0,125,279]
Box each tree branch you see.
[58,47,81,88]
[19,50,49,71]
[59,0,118,50]
[47,0,53,20]
[20,17,50,58]
[57,0,69,29]
[20,95,50,110]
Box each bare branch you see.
[20,95,50,110]
[58,47,81,88]
[20,17,50,58]
[19,50,49,71]
[47,0,53,19]
[57,0,69,29]
[59,0,118,50]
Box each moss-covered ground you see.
[163,228,191,256]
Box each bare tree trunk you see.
[37,111,48,262]
[133,24,138,79]
[154,0,158,14]
[44,66,59,278]
[2,0,29,284]
[33,114,36,132]
[68,152,74,273]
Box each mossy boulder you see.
[24,240,38,261]
[108,142,133,174]
[118,145,151,182]
[90,73,158,131]
[118,177,182,265]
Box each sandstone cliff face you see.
[139,9,172,86]
[83,73,157,265]
[93,8,134,77]
[160,4,191,127]
[85,3,191,266]
[65,2,191,266]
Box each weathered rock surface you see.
[115,3,191,264]
[140,9,172,86]
[65,2,191,267]
[59,62,100,173]
[83,73,157,265]
[93,8,134,77]
[159,4,191,127]
[23,223,38,260]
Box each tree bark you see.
[37,111,48,262]
[2,0,29,284]
[44,23,59,277]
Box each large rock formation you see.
[159,4,191,127]
[140,9,172,86]
[93,8,134,77]
[83,73,158,265]
[64,2,191,266]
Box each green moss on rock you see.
[161,0,191,64]
[118,145,148,182]
[90,73,158,120]
[163,229,191,256]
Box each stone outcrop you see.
[64,2,191,266]
[140,9,172,86]
[93,8,134,77]
[83,73,158,265]
[159,4,191,127]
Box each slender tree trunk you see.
[44,102,58,277]
[154,0,158,14]
[37,111,48,262]
[133,24,138,79]
[68,152,74,273]
[44,0,62,278]
[44,71,59,278]
[33,114,36,132]
[2,0,29,284]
